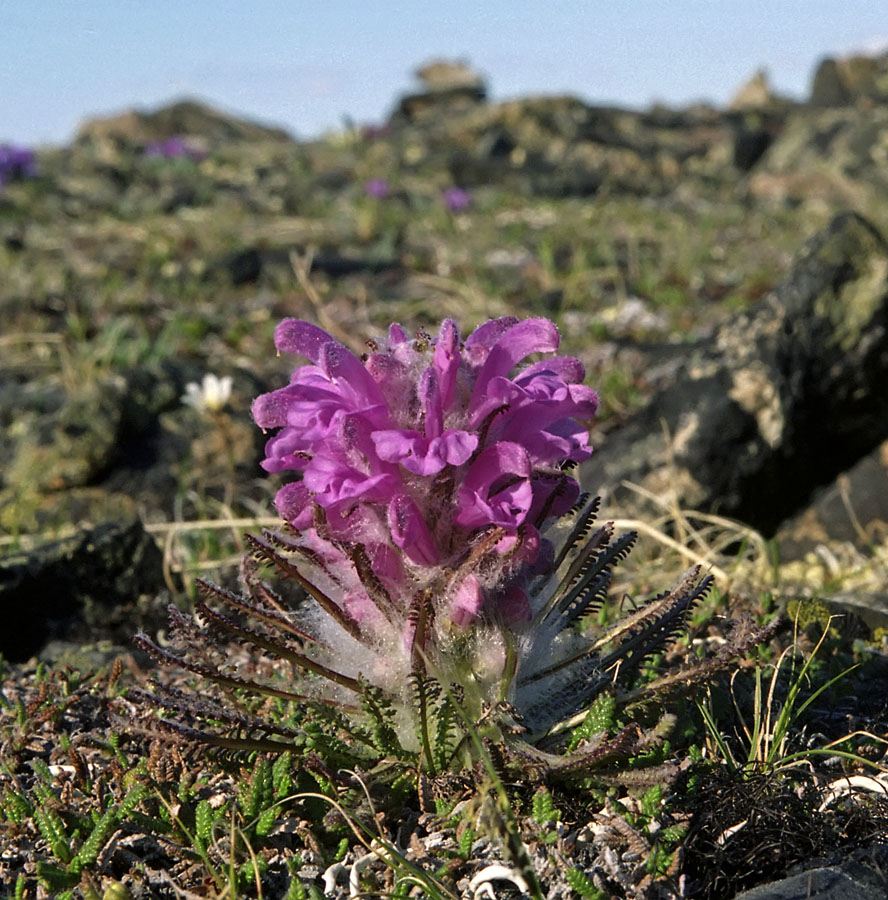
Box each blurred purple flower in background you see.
[144,136,205,161]
[361,123,392,141]
[364,177,391,198]
[0,144,37,187]
[442,186,472,212]
[252,316,597,672]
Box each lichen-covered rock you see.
[583,212,888,538]
[749,105,888,206]
[4,374,129,493]
[391,59,488,124]
[75,99,293,151]
[384,90,744,197]
[0,362,266,532]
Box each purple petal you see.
[528,475,581,525]
[372,429,422,465]
[252,383,304,429]
[365,351,409,394]
[455,442,534,530]
[321,503,389,544]
[274,320,336,362]
[468,319,560,416]
[303,450,399,507]
[433,430,478,468]
[388,323,409,345]
[367,542,405,594]
[273,482,314,529]
[568,383,600,419]
[472,375,598,447]
[505,418,592,466]
[505,525,541,566]
[319,342,387,410]
[373,428,478,475]
[450,575,484,628]
[497,585,532,625]
[433,319,461,411]
[461,442,532,489]
[464,316,519,358]
[419,367,443,439]
[515,356,587,385]
[387,495,439,565]
[260,429,310,472]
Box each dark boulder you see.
[729,855,888,900]
[0,517,166,663]
[774,437,888,563]
[809,51,888,107]
[219,246,263,285]
[810,57,851,107]
[583,212,888,537]
[732,126,773,171]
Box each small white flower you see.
[182,373,233,413]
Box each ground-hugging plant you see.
[133,317,770,785]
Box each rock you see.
[775,438,888,559]
[810,57,851,107]
[732,125,773,171]
[810,51,888,106]
[583,212,888,537]
[0,362,266,532]
[0,517,166,662]
[76,98,293,151]
[730,859,888,900]
[393,92,741,197]
[393,59,487,124]
[394,85,487,124]
[219,246,263,285]
[748,104,888,205]
[415,59,486,93]
[730,70,776,110]
[3,374,130,494]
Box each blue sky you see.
[3,1,887,146]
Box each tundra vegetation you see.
[2,71,888,899]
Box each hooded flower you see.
[251,317,598,684]
[144,136,205,160]
[442,186,472,212]
[0,144,36,187]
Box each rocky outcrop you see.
[729,70,778,110]
[583,212,888,538]
[810,51,888,106]
[748,103,888,206]
[392,59,487,124]
[75,99,293,150]
[388,92,748,196]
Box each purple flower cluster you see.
[442,186,471,212]
[253,317,598,640]
[0,144,37,187]
[144,136,205,161]
[253,317,597,651]
[363,178,391,198]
